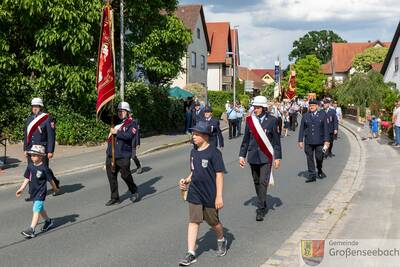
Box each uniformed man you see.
[105,102,139,206]
[192,101,204,127]
[24,97,60,198]
[323,98,338,158]
[130,114,142,174]
[239,96,282,221]
[204,106,224,149]
[298,99,330,183]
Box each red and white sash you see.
[26,113,49,145]
[247,115,275,186]
[107,118,133,142]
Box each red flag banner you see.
[286,70,296,100]
[96,5,115,119]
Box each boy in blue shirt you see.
[16,145,58,238]
[179,121,227,266]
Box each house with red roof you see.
[381,21,400,89]
[172,5,211,90]
[251,69,276,85]
[206,22,239,91]
[237,66,266,93]
[322,40,391,87]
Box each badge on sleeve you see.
[201,159,208,168]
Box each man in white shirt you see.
[333,101,342,123]
[393,100,400,147]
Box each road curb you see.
[0,127,229,187]
[261,121,366,267]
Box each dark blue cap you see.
[309,99,318,105]
[189,120,211,135]
[204,106,212,113]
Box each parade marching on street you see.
[0,101,352,266]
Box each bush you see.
[238,94,251,109]
[212,106,224,120]
[50,107,109,145]
[124,81,184,135]
[208,91,233,109]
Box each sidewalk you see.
[262,119,400,266]
[328,119,400,239]
[0,121,228,186]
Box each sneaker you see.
[21,227,35,238]
[41,219,54,232]
[179,252,197,266]
[136,167,143,174]
[130,192,139,203]
[216,238,228,257]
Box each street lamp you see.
[226,25,239,105]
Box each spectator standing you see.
[226,102,238,139]
[393,100,400,147]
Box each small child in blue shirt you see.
[371,116,379,138]
[16,145,58,238]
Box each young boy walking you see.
[179,121,227,266]
[16,145,58,238]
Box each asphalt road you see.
[0,125,350,267]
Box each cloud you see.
[253,0,400,31]
[178,0,399,68]
[178,0,263,12]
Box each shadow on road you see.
[120,176,163,202]
[0,157,22,170]
[243,195,283,210]
[196,227,235,257]
[52,214,80,229]
[297,171,309,179]
[47,183,85,196]
[131,166,152,174]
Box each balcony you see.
[225,57,232,66]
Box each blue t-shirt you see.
[187,145,225,208]
[372,119,379,132]
[24,163,52,201]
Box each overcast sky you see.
[180,0,399,69]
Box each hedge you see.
[2,82,185,145]
[208,91,233,110]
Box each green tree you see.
[0,0,191,141]
[119,0,192,85]
[289,30,346,63]
[352,47,389,73]
[0,0,102,136]
[260,83,275,100]
[333,70,398,114]
[289,55,326,97]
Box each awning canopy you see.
[168,86,194,99]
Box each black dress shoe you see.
[328,153,335,157]
[256,209,265,221]
[305,178,316,183]
[24,197,32,202]
[318,172,327,179]
[105,199,120,206]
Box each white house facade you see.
[382,21,400,89]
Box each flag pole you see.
[109,0,116,172]
[120,0,125,101]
